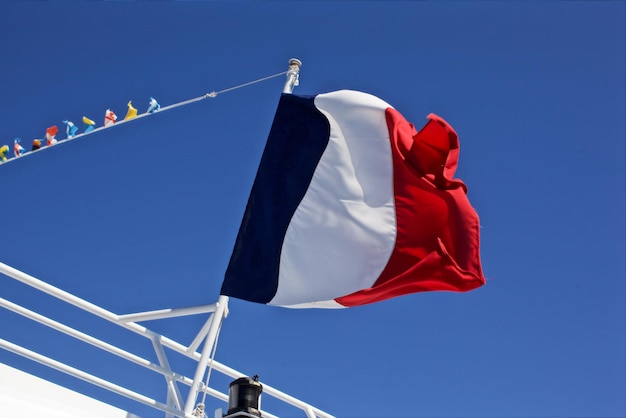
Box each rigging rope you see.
[0,69,290,168]
[192,316,223,418]
[200,318,222,406]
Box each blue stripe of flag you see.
[222,94,331,303]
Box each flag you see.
[124,101,138,120]
[31,139,42,151]
[0,145,9,161]
[63,120,78,138]
[13,138,24,157]
[83,116,96,133]
[45,126,58,146]
[221,90,485,308]
[104,109,117,127]
[147,97,160,114]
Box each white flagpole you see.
[184,58,303,415]
[184,58,301,415]
[282,58,302,94]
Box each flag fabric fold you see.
[147,97,160,114]
[45,126,58,146]
[124,101,138,120]
[63,120,78,138]
[13,139,24,157]
[104,109,117,127]
[83,116,96,133]
[0,145,8,162]
[221,90,485,308]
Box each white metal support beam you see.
[151,335,185,412]
[183,294,229,415]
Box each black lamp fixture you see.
[224,375,263,417]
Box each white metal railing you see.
[0,261,334,418]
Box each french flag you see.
[221,90,485,308]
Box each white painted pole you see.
[0,296,189,385]
[188,314,215,354]
[183,294,229,414]
[282,58,302,94]
[151,336,185,411]
[118,303,218,323]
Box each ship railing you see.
[0,261,334,418]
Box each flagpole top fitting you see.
[283,58,302,94]
[288,58,302,69]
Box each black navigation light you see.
[226,375,263,417]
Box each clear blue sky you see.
[1,2,624,418]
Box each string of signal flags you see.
[0,97,162,165]
[0,65,294,167]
